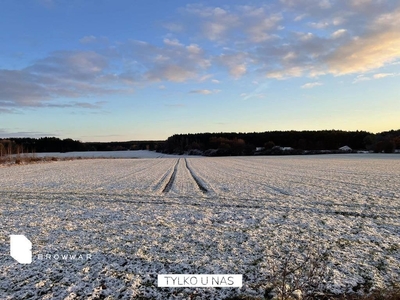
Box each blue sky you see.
[1,0,399,142]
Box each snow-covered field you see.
[0,154,399,299]
[32,150,192,159]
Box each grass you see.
[0,155,84,166]
[225,286,400,300]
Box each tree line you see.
[1,129,399,156]
[0,137,163,156]
[161,130,400,155]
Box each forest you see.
[1,130,399,156]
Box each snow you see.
[32,150,195,159]
[0,154,399,299]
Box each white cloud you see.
[217,53,248,78]
[373,73,395,79]
[267,67,305,79]
[199,74,213,82]
[189,89,220,95]
[301,82,323,89]
[319,0,332,9]
[245,13,282,42]
[309,21,330,29]
[4,1,400,110]
[146,65,197,83]
[294,14,307,21]
[79,36,108,45]
[163,38,183,47]
[331,29,347,39]
[326,30,400,75]
[186,44,202,54]
[182,4,282,43]
[352,75,371,83]
[127,39,210,83]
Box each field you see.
[0,154,399,299]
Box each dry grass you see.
[225,286,400,300]
[0,155,85,166]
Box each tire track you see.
[162,159,180,193]
[153,159,177,192]
[184,158,208,194]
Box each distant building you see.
[272,146,294,152]
[339,145,352,152]
[281,147,294,151]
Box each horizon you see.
[1,0,400,142]
[2,128,399,144]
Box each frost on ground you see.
[0,154,399,299]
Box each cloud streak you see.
[301,82,323,89]
[189,89,220,95]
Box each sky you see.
[0,0,399,142]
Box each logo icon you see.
[10,235,32,264]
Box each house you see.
[339,145,352,152]
[281,147,294,151]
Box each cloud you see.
[179,4,282,43]
[124,39,211,83]
[352,75,371,83]
[0,51,126,109]
[326,31,400,75]
[308,21,330,29]
[301,82,323,88]
[163,38,183,47]
[163,22,184,32]
[182,5,239,41]
[189,89,220,95]
[247,3,400,79]
[3,1,400,111]
[324,8,400,74]
[28,51,108,79]
[79,35,108,45]
[45,101,106,109]
[165,103,185,108]
[0,38,212,109]
[244,11,282,42]
[0,108,19,114]
[199,74,213,82]
[373,73,395,79]
[331,29,347,38]
[146,65,197,83]
[266,67,305,79]
[216,53,248,78]
[0,130,58,138]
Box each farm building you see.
[339,145,352,152]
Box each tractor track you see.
[162,159,180,193]
[184,158,208,194]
